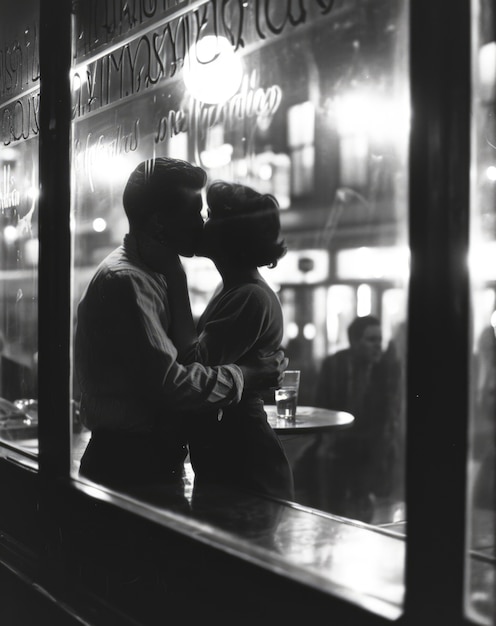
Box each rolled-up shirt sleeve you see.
[126,271,244,408]
[76,266,243,424]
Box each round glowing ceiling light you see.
[183,36,243,104]
[486,165,496,181]
[92,218,107,233]
[3,225,18,243]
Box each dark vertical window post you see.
[406,0,471,623]
[38,0,72,477]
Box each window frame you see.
[0,0,483,624]
[404,0,471,622]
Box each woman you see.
[168,181,294,501]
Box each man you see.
[315,315,384,417]
[313,315,401,521]
[75,157,287,487]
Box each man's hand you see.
[136,233,185,276]
[238,349,288,391]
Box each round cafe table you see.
[264,405,354,434]
[265,405,354,510]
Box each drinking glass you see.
[275,370,300,420]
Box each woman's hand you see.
[238,349,288,391]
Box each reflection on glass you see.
[183,36,243,104]
[0,2,40,454]
[466,1,496,623]
[70,0,409,537]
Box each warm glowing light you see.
[26,186,39,201]
[336,246,410,281]
[479,42,496,99]
[357,283,372,317]
[70,66,87,92]
[332,90,410,143]
[24,239,39,265]
[0,147,17,161]
[486,165,496,181]
[288,101,315,147]
[469,241,496,281]
[200,143,233,168]
[286,322,299,339]
[258,163,273,181]
[303,323,316,340]
[3,225,17,243]
[183,36,243,104]
[81,152,137,190]
[92,218,107,233]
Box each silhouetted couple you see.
[75,157,294,502]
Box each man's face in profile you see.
[162,187,204,257]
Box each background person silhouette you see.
[313,315,401,521]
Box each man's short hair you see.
[347,315,381,345]
[122,157,207,230]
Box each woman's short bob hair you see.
[203,180,287,268]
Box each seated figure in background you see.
[313,315,402,521]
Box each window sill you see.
[70,468,405,621]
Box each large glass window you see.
[466,0,496,622]
[0,2,39,456]
[70,0,409,561]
